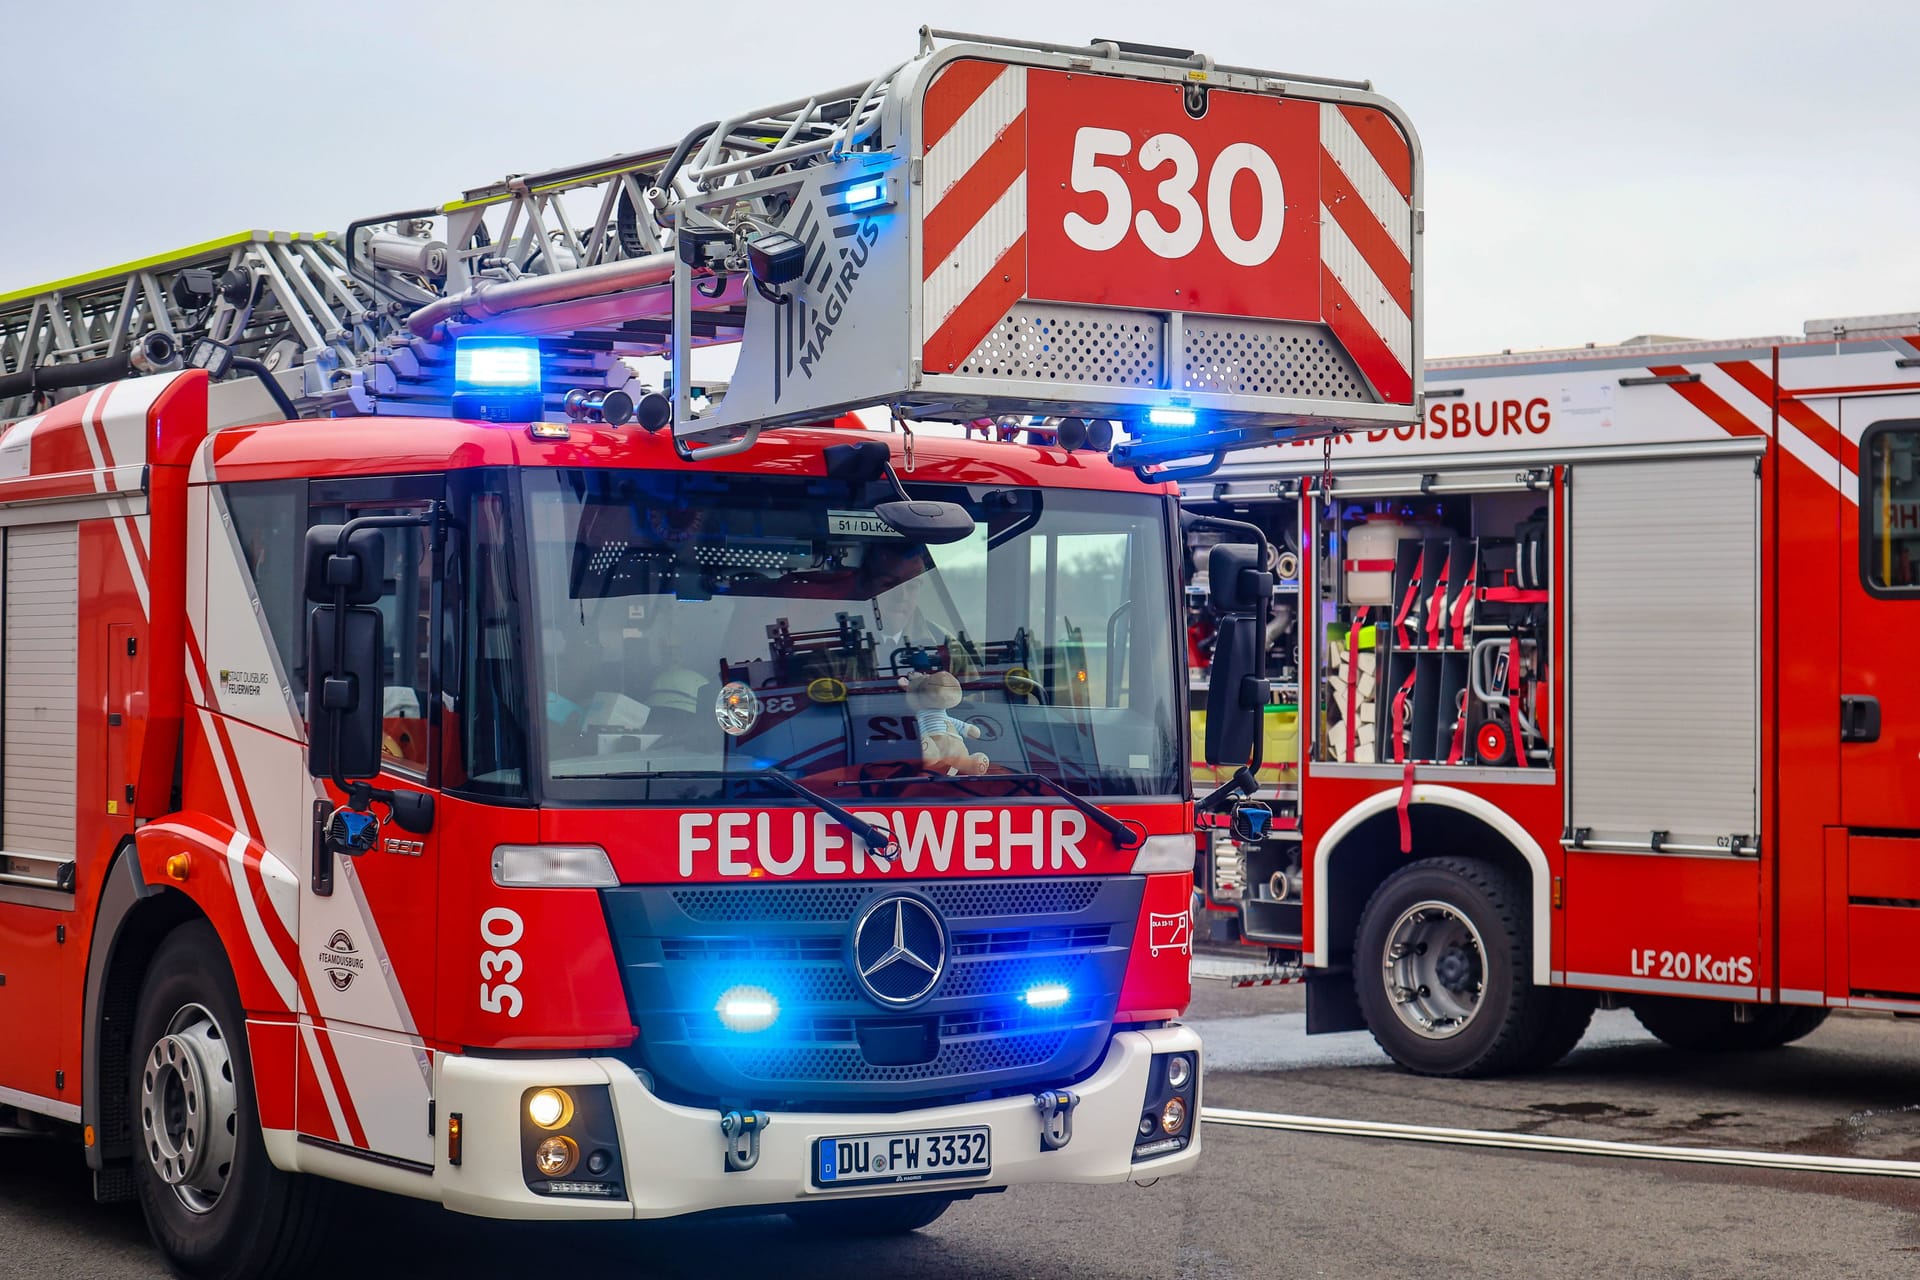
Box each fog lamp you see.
[527,1087,573,1130]
[535,1134,580,1177]
[1160,1097,1188,1134]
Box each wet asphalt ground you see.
[7,978,1920,1278]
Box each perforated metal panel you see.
[957,303,1163,387]
[1181,318,1369,399]
[4,524,78,859]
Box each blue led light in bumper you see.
[1023,983,1071,1010]
[716,985,780,1032]
[1147,406,1198,428]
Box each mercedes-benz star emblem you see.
[851,895,947,1007]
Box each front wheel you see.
[786,1193,955,1236]
[1354,857,1576,1077]
[130,920,328,1280]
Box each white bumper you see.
[431,1024,1202,1220]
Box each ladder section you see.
[0,232,390,424]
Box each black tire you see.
[1632,998,1831,1052]
[786,1193,955,1236]
[130,920,329,1280]
[1515,988,1599,1071]
[1353,857,1560,1077]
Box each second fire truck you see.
[1184,312,1920,1076]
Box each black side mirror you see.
[303,524,388,782]
[1203,543,1272,767]
[307,601,384,780]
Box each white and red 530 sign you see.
[918,61,1415,402]
[1025,70,1320,321]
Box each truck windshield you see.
[521,467,1180,803]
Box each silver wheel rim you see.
[139,1001,239,1214]
[1382,899,1487,1039]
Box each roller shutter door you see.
[4,524,78,858]
[1568,455,1760,852]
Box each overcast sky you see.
[3,0,1914,358]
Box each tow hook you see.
[1035,1089,1079,1152]
[720,1109,770,1172]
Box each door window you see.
[1861,422,1920,595]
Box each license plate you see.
[812,1126,991,1188]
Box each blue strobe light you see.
[1146,406,1198,429]
[1023,982,1071,1010]
[844,176,892,212]
[453,337,543,422]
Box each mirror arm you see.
[1188,513,1272,787]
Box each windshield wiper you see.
[837,772,1143,850]
[763,770,898,861]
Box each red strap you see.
[1393,550,1425,645]
[1426,555,1451,648]
[1397,755,1417,854]
[1390,667,1417,765]
[1343,610,1366,761]
[1446,699,1468,766]
[1451,558,1477,649]
[1480,586,1547,604]
[1507,635,1529,770]
[1343,559,1397,573]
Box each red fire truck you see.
[1184,312,1920,1076]
[0,29,1420,1278]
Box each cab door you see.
[296,476,441,1166]
[1838,398,1920,829]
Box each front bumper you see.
[432,1024,1201,1221]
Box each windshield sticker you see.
[827,510,904,538]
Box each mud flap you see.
[1305,968,1365,1034]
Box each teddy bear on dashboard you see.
[898,670,990,776]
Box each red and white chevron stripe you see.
[921,60,1029,378]
[1318,102,1414,403]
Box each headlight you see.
[1166,1054,1193,1090]
[527,1088,573,1130]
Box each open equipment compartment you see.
[1317,478,1555,771]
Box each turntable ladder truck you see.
[0,27,1420,1278]
[1181,313,1920,1076]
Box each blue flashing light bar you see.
[1147,406,1197,429]
[1023,983,1071,1010]
[844,177,891,212]
[452,337,543,422]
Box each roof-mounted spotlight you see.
[746,231,807,304]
